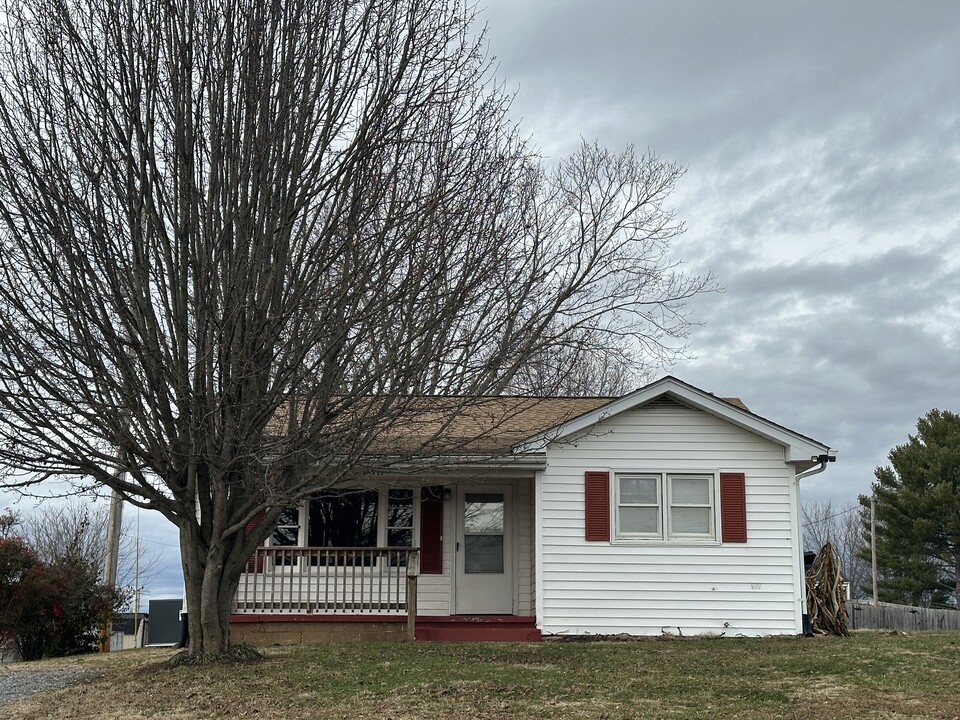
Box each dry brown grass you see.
[2,632,959,720]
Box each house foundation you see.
[229,614,540,644]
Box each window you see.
[616,473,715,541]
[272,506,301,546]
[266,487,420,565]
[617,475,660,537]
[303,489,380,567]
[386,489,414,566]
[271,506,301,565]
[386,489,414,548]
[668,475,713,537]
[462,492,505,574]
[308,489,380,548]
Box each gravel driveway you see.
[0,667,101,707]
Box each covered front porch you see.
[231,476,539,642]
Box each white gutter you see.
[797,453,836,481]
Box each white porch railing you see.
[234,547,419,638]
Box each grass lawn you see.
[2,632,959,719]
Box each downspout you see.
[797,454,835,482]
[796,453,836,635]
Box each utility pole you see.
[100,479,124,652]
[871,495,878,607]
[104,488,123,587]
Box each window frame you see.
[613,471,720,544]
[266,486,421,550]
[385,488,415,549]
[665,473,715,540]
[271,506,302,547]
[614,474,662,539]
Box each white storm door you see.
[454,486,514,614]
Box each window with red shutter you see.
[614,473,715,540]
[719,472,747,543]
[584,471,610,541]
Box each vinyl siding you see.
[538,401,802,637]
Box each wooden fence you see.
[848,601,960,631]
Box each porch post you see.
[406,551,419,642]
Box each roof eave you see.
[362,452,548,475]
[513,376,834,464]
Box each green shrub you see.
[0,536,125,659]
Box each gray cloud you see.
[477,0,960,511]
[484,1,960,157]
[674,242,960,504]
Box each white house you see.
[231,376,834,643]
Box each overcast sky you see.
[480,0,960,509]
[9,1,960,605]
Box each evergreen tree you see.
[859,410,960,606]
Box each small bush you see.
[0,536,125,659]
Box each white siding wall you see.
[538,401,802,637]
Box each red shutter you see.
[420,486,444,574]
[245,510,266,573]
[720,472,747,543]
[584,471,610,542]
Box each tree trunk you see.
[180,526,245,657]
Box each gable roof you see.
[367,396,612,456]
[368,390,748,456]
[513,375,833,466]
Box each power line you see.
[801,504,860,529]
[134,535,180,549]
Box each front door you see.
[454,485,514,614]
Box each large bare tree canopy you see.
[0,0,713,655]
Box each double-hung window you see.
[667,475,713,538]
[272,507,302,546]
[386,489,414,548]
[616,475,661,538]
[616,473,715,541]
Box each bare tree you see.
[802,500,868,600]
[0,0,713,656]
[19,501,163,602]
[507,329,636,397]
